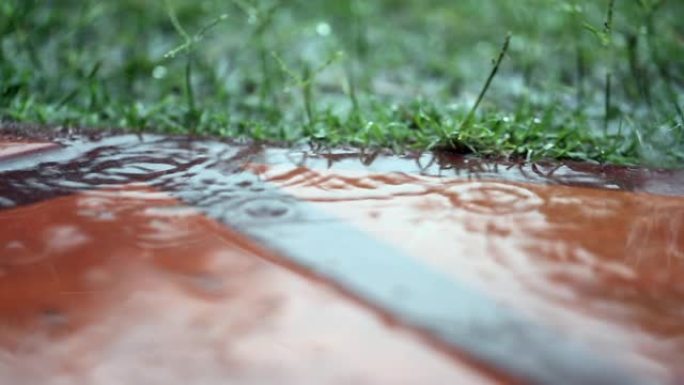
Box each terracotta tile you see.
[259,166,684,384]
[0,186,495,385]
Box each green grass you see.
[1,0,683,166]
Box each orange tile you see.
[259,166,684,383]
[0,186,495,385]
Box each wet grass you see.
[1,0,683,166]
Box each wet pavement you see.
[0,136,59,161]
[0,133,683,384]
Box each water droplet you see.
[44,225,90,253]
[316,22,332,37]
[448,182,543,215]
[219,197,298,224]
[152,66,168,80]
[242,198,292,219]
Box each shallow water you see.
[1,186,496,385]
[1,134,683,384]
[258,166,684,376]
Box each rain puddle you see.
[1,134,683,384]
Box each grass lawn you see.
[1,0,683,166]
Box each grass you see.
[1,0,683,166]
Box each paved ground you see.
[1,134,683,384]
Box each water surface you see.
[1,134,683,384]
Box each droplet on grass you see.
[316,22,332,37]
[152,66,168,80]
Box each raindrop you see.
[316,22,332,37]
[222,197,299,223]
[243,198,292,219]
[447,182,543,215]
[152,66,168,80]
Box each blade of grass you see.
[459,32,512,131]
[56,60,102,110]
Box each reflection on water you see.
[0,134,683,384]
[255,165,684,382]
[0,186,490,385]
